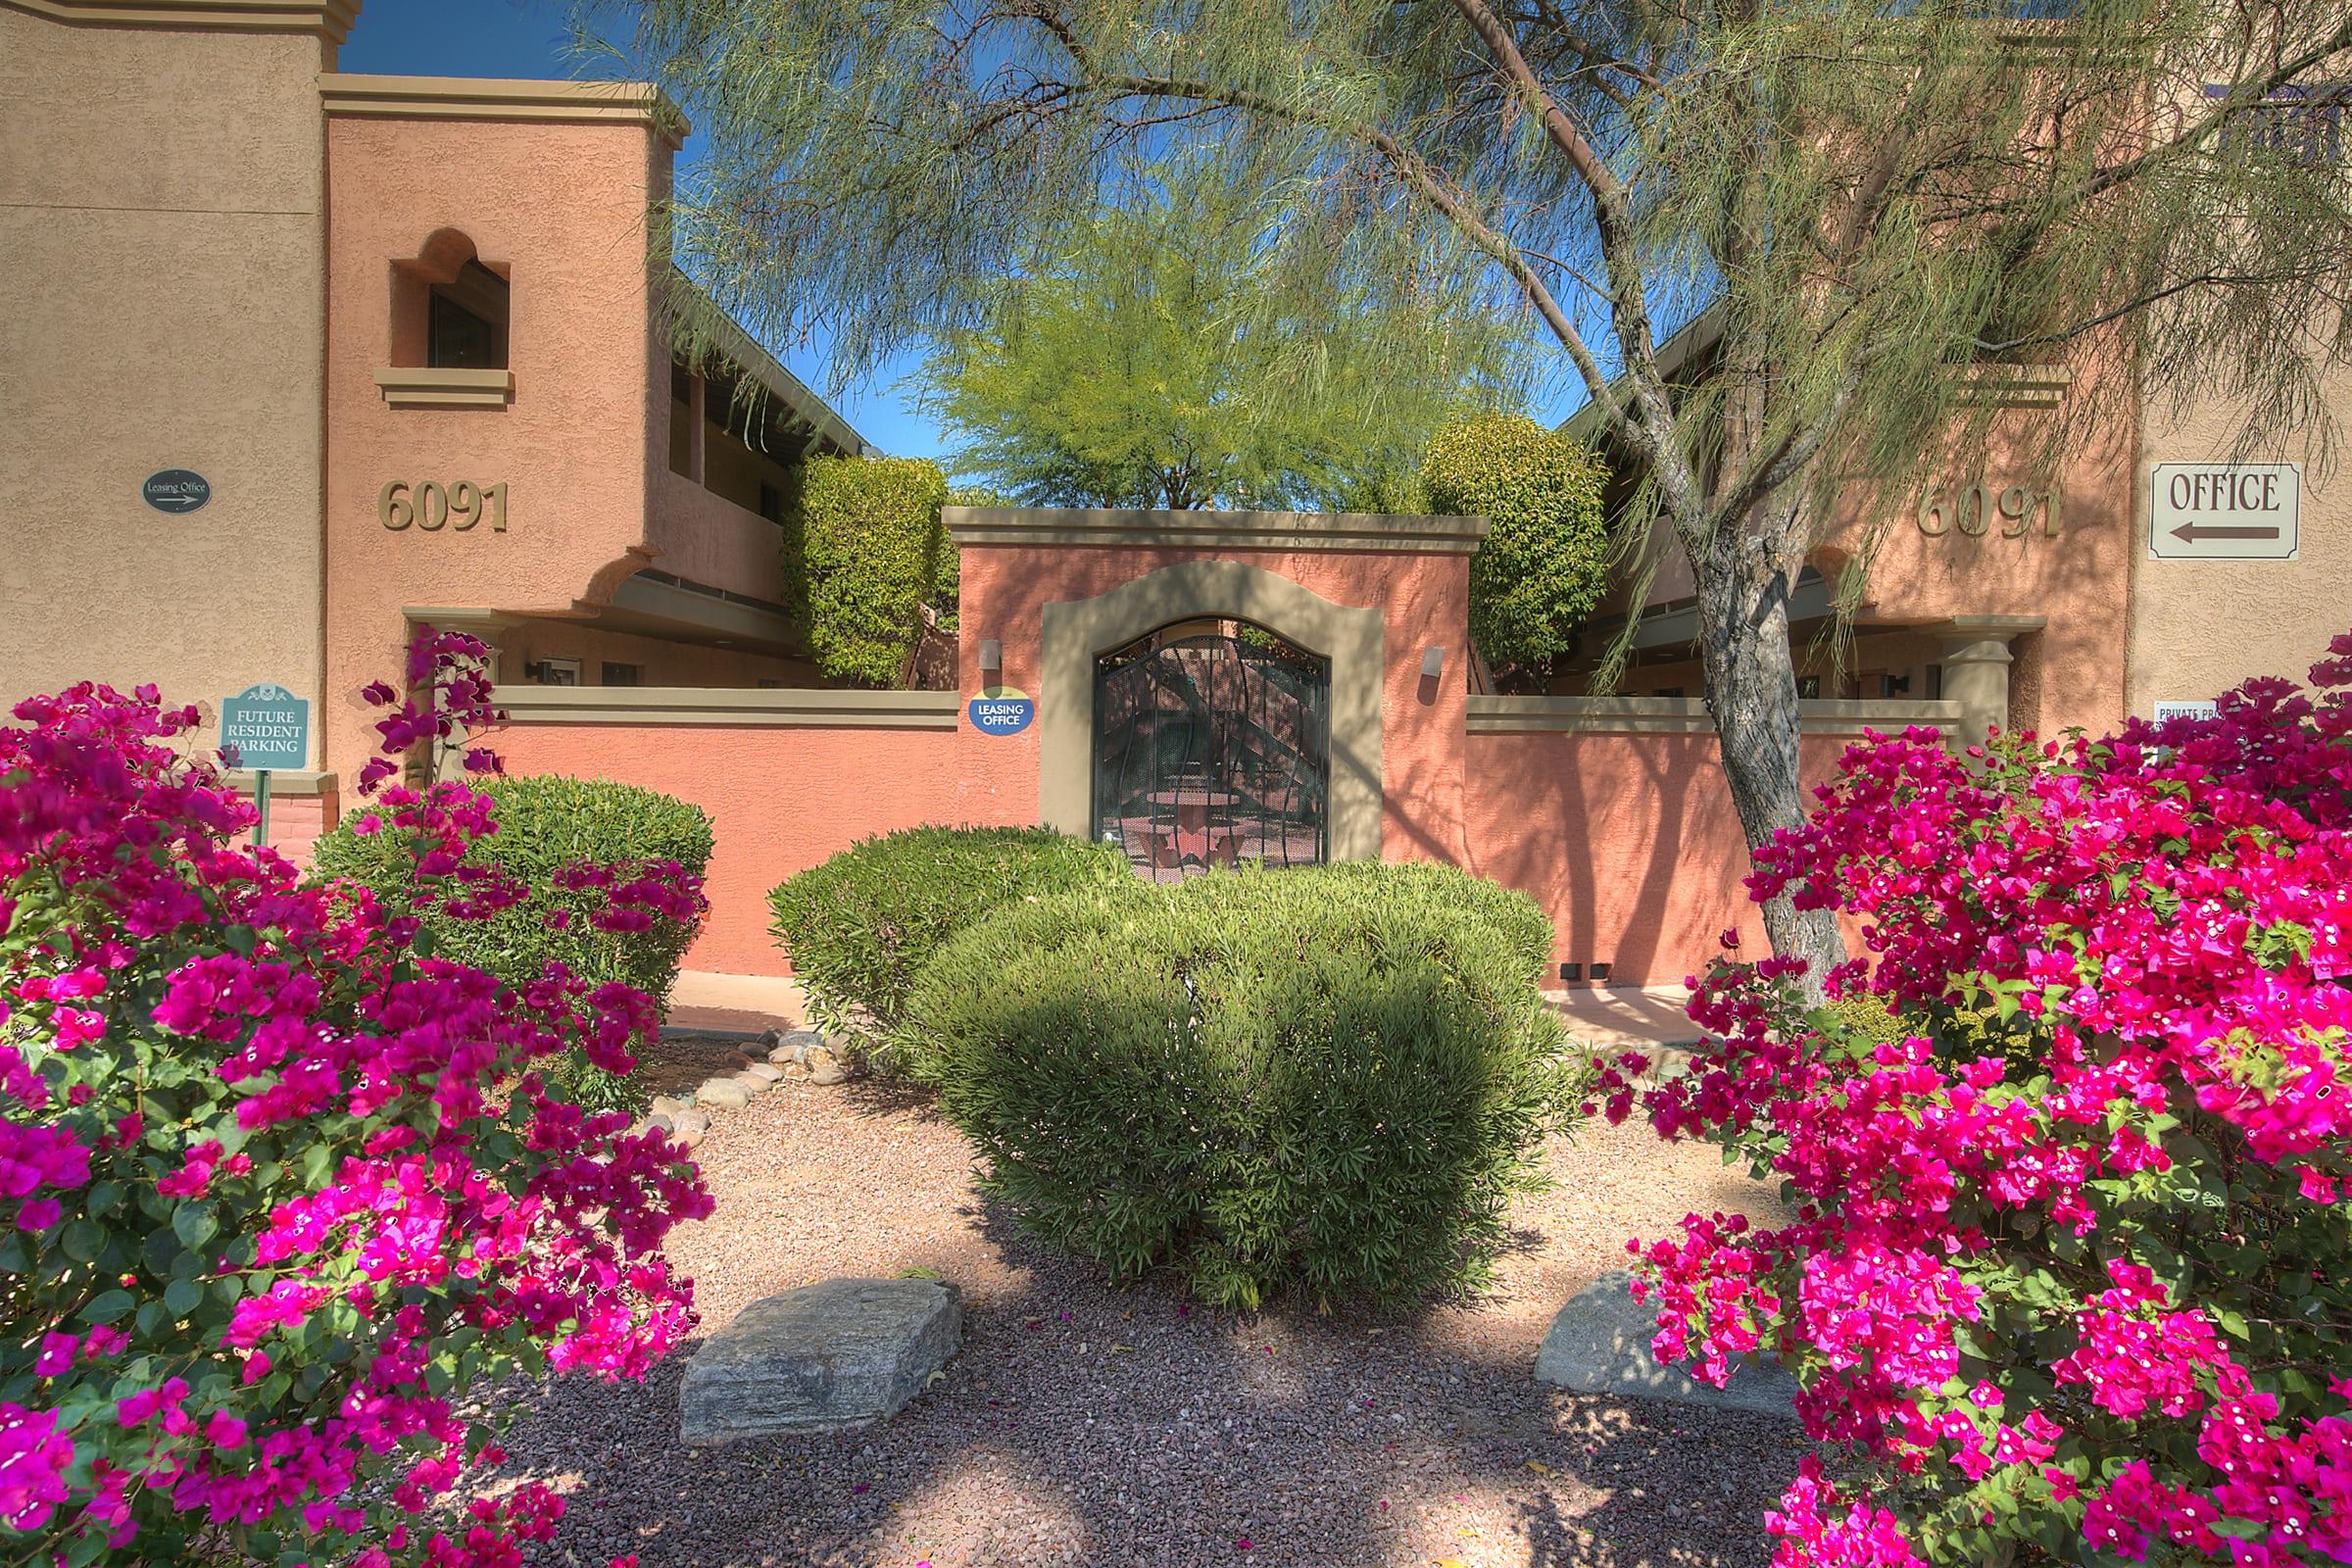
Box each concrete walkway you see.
[666,970,807,1038]
[1545,985,1701,1053]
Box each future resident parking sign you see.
[967,686,1035,736]
[219,683,310,772]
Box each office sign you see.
[219,684,310,772]
[142,469,211,514]
[2149,463,2299,561]
[967,686,1035,737]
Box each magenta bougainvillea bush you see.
[1612,634,2352,1568]
[0,632,710,1565]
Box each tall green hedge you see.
[785,456,954,686]
[768,825,1132,1050]
[314,775,714,1111]
[1422,414,1610,673]
[899,861,1575,1311]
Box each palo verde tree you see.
[618,0,2352,976]
[922,158,1518,511]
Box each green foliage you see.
[919,157,1520,512]
[784,455,954,687]
[767,825,1131,1052]
[899,861,1578,1310]
[1421,415,1610,673]
[314,776,714,1111]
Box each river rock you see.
[697,1077,752,1111]
[679,1278,962,1443]
[1534,1270,1798,1418]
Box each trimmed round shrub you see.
[1421,413,1609,673]
[786,455,955,686]
[314,774,713,1111]
[900,861,1576,1311]
[1311,857,1554,987]
[769,825,1131,1050]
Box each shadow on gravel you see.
[485,1200,1805,1568]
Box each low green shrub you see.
[900,861,1577,1311]
[314,774,714,1111]
[1310,858,1554,987]
[768,825,1131,1051]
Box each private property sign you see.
[2148,462,2300,561]
[219,683,310,772]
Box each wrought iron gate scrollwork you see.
[1091,621,1331,880]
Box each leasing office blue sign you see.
[967,687,1035,737]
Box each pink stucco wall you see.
[485,720,1027,976]
[1461,729,1872,986]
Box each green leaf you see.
[80,1289,133,1324]
[60,1220,104,1263]
[165,1277,203,1317]
[172,1200,219,1250]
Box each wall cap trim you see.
[372,367,515,410]
[5,0,355,39]
[1467,695,1964,736]
[493,687,960,730]
[221,769,339,796]
[947,506,1491,555]
[320,74,687,146]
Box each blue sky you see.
[339,0,946,458]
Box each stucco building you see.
[2,0,867,853]
[4,0,2345,991]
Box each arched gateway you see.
[1031,555,1390,863]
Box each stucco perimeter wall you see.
[2128,362,2352,716]
[949,509,1488,864]
[0,5,336,751]
[321,86,671,779]
[482,690,1030,977]
[1463,699,1957,985]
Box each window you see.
[1795,675,1824,700]
[2211,81,2346,167]
[427,260,510,370]
[531,658,580,687]
[601,662,644,688]
[758,481,784,524]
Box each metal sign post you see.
[219,684,311,849]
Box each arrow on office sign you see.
[2171,521,2281,544]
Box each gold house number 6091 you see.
[378,479,509,532]
[1917,480,2061,539]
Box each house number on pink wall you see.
[379,480,509,532]
[1916,481,2062,540]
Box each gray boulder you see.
[1535,1270,1798,1418]
[680,1278,962,1444]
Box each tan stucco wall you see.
[321,109,666,779]
[2126,362,2352,715]
[0,9,330,757]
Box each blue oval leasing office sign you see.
[142,469,212,514]
[967,686,1036,737]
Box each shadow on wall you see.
[1463,730,1750,988]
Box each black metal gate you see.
[1092,621,1331,879]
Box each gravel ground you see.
[477,1044,1804,1568]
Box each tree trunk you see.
[1690,513,1848,996]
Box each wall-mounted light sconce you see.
[979,639,1003,682]
[1589,961,1613,985]
[1419,645,1446,680]
[1558,961,1584,983]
